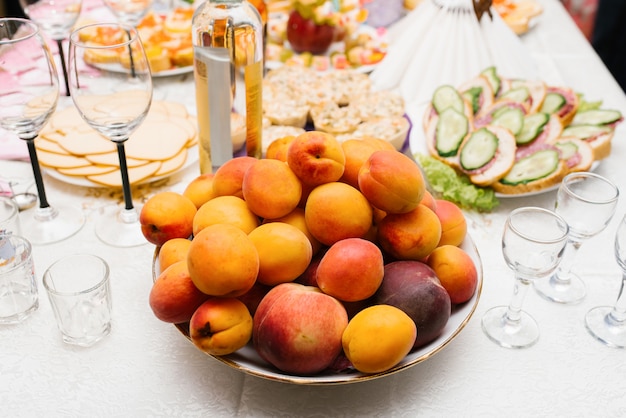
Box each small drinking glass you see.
[0,196,21,237]
[585,211,626,348]
[482,207,569,349]
[534,172,619,304]
[0,235,38,324]
[43,254,112,347]
[103,0,153,27]
[68,22,152,247]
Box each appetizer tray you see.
[152,235,483,385]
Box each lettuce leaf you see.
[414,153,499,212]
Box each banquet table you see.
[2,0,626,416]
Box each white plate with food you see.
[152,234,483,385]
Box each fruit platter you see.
[144,130,482,384]
[410,67,623,208]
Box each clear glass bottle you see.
[192,0,263,174]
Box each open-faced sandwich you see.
[418,67,623,197]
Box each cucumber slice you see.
[462,86,483,115]
[571,109,622,126]
[459,128,498,171]
[500,87,530,104]
[481,66,501,96]
[540,92,566,114]
[562,124,612,139]
[516,112,550,145]
[435,108,469,157]
[500,149,560,185]
[432,85,465,115]
[555,141,578,160]
[491,107,525,136]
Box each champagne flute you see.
[19,0,83,96]
[103,0,154,27]
[534,172,619,304]
[68,22,152,247]
[0,18,85,245]
[482,207,569,349]
[585,211,626,348]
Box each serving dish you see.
[92,62,193,78]
[151,235,483,385]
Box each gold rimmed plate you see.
[151,235,483,385]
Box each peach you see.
[342,304,416,374]
[242,159,302,219]
[434,199,467,247]
[149,260,210,324]
[421,190,437,212]
[286,131,346,186]
[140,191,197,246]
[305,182,373,246]
[375,260,451,348]
[377,204,442,261]
[192,195,260,236]
[265,135,296,161]
[183,173,217,209]
[187,223,259,297]
[212,156,257,198]
[427,245,478,304]
[294,249,326,287]
[189,297,253,356]
[158,237,192,272]
[248,222,313,286]
[340,137,395,189]
[269,207,322,255]
[253,283,348,375]
[316,238,384,302]
[358,150,425,214]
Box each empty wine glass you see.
[68,22,152,247]
[534,172,619,304]
[19,0,83,96]
[103,0,153,27]
[0,18,85,245]
[482,207,569,349]
[585,211,626,348]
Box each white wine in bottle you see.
[192,0,263,174]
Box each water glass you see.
[0,235,38,324]
[43,254,112,347]
[0,196,21,237]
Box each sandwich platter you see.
[409,67,622,199]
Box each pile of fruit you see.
[142,131,478,376]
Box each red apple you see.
[286,10,336,55]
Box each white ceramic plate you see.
[152,235,483,385]
[92,62,193,78]
[406,103,599,199]
[45,149,198,188]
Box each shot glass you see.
[0,235,38,324]
[0,196,21,237]
[43,254,112,347]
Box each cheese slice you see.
[57,164,118,177]
[37,150,92,169]
[125,121,189,161]
[154,147,187,176]
[58,131,117,156]
[87,161,162,187]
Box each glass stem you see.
[609,272,626,323]
[554,239,582,284]
[26,138,50,209]
[56,39,70,97]
[504,276,531,325]
[116,142,134,211]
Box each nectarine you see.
[427,245,478,304]
[192,195,260,236]
[287,131,346,186]
[183,173,217,209]
[434,199,467,247]
[140,191,197,246]
[242,159,302,219]
[212,156,257,198]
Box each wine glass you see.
[534,172,619,304]
[0,18,85,245]
[585,211,626,348]
[68,22,152,247]
[103,0,154,27]
[482,207,569,349]
[19,0,83,96]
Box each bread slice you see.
[458,125,517,187]
[540,86,579,126]
[504,78,547,113]
[457,75,495,116]
[492,147,568,195]
[561,124,614,160]
[554,137,594,173]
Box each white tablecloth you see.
[2,1,626,416]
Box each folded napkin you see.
[0,130,29,161]
[370,0,539,107]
